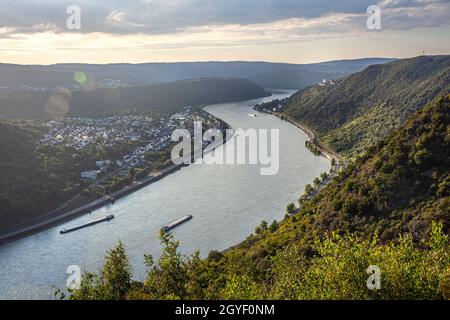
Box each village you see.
[40,106,223,181]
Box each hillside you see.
[284,56,450,158]
[71,95,450,300]
[249,70,346,89]
[0,78,268,120]
[0,121,81,229]
[0,58,394,89]
[268,95,449,246]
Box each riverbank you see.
[282,115,347,170]
[0,106,235,246]
[0,162,189,245]
[254,107,346,171]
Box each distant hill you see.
[249,70,347,89]
[0,58,395,89]
[284,56,450,158]
[0,78,268,120]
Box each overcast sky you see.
[0,0,449,64]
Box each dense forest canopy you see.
[284,56,450,158]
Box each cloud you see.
[0,0,448,46]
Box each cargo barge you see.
[60,215,115,234]
[162,215,193,233]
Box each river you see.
[0,90,330,299]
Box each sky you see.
[0,0,449,65]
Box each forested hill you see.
[248,69,347,89]
[276,95,450,245]
[284,55,450,158]
[0,78,268,120]
[71,95,450,300]
[0,122,64,229]
[0,120,107,230]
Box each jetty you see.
[60,215,115,234]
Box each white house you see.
[81,170,100,180]
[96,160,111,169]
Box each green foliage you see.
[71,222,450,300]
[299,184,315,205]
[144,231,188,299]
[286,203,296,215]
[207,250,223,262]
[293,95,450,241]
[284,56,450,158]
[0,121,97,230]
[270,222,449,300]
[71,241,132,300]
[313,177,321,189]
[220,274,264,300]
[101,241,132,299]
[269,220,279,233]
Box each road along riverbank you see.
[0,108,234,246]
[254,107,346,172]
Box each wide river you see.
[0,90,330,299]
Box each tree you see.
[260,221,268,231]
[286,203,296,215]
[298,194,308,206]
[70,241,132,300]
[144,230,188,299]
[220,274,264,300]
[270,222,450,300]
[269,220,279,233]
[313,177,321,189]
[207,250,223,262]
[304,184,314,196]
[129,168,137,181]
[100,241,132,300]
[184,251,210,300]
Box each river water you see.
[0,90,330,299]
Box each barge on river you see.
[60,215,115,234]
[162,215,193,233]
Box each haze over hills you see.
[0,78,268,120]
[0,58,395,90]
[284,55,450,158]
[248,70,347,89]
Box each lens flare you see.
[73,71,87,84]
